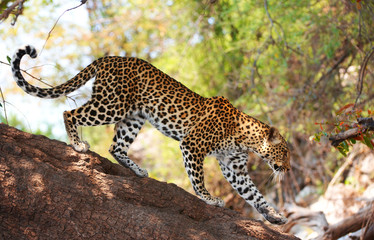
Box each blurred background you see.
[1,1,373,239]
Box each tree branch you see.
[284,204,374,240]
[329,117,374,147]
[0,0,26,25]
[321,204,373,240]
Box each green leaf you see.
[6,56,11,64]
[363,135,374,149]
[337,141,349,157]
[342,141,349,151]
[314,133,321,142]
[337,146,347,157]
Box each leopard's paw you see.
[259,206,287,225]
[202,196,225,207]
[134,167,148,178]
[73,141,90,153]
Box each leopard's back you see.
[86,56,205,140]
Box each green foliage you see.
[4,0,372,129]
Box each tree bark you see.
[0,123,298,240]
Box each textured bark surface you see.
[0,123,299,240]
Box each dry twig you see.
[40,0,88,55]
[355,47,374,108]
[0,0,26,25]
[0,87,8,124]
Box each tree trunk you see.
[0,123,298,240]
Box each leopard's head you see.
[234,115,291,177]
[256,127,290,176]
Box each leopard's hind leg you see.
[109,114,148,177]
[64,109,90,152]
[63,100,123,152]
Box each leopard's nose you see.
[273,164,280,171]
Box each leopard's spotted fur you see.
[12,45,290,224]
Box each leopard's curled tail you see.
[11,45,97,99]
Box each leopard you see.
[11,45,290,224]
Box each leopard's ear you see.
[268,127,282,145]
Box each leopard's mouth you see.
[268,164,285,182]
[267,161,288,175]
[273,163,288,172]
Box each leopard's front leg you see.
[179,139,224,207]
[218,152,287,225]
